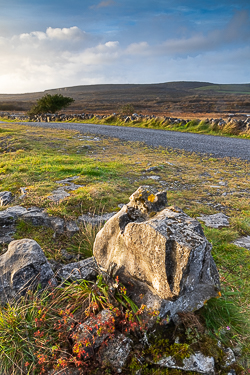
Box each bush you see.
[28,94,74,116]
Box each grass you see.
[61,115,250,139]
[0,122,250,373]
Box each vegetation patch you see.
[0,123,249,373]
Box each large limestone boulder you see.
[0,239,56,304]
[93,187,220,319]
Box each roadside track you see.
[4,121,250,161]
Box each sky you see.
[0,0,250,93]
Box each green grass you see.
[59,114,250,139]
[0,122,250,372]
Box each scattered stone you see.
[60,249,74,261]
[0,239,56,304]
[157,352,214,374]
[98,333,132,372]
[48,190,70,202]
[21,210,51,226]
[78,212,115,226]
[0,191,13,206]
[233,236,250,250]
[72,309,115,360]
[0,211,16,226]
[56,257,97,282]
[0,234,14,245]
[20,187,27,199]
[50,217,65,234]
[197,213,230,229]
[65,221,79,236]
[94,187,220,320]
[145,166,160,172]
[147,175,161,180]
[222,348,236,367]
[6,205,28,217]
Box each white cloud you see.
[0,18,250,94]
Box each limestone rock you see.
[233,236,250,250]
[0,191,13,206]
[197,213,229,229]
[65,221,79,236]
[98,333,132,372]
[6,205,28,217]
[93,187,220,319]
[56,257,97,282]
[0,239,56,304]
[50,217,65,234]
[0,211,16,226]
[21,208,51,226]
[157,352,215,374]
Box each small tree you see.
[28,94,74,116]
[120,103,135,116]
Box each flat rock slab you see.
[233,236,250,250]
[197,213,230,229]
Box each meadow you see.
[0,123,249,374]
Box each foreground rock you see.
[94,187,220,319]
[0,239,56,304]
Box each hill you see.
[1,81,250,114]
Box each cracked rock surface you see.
[93,187,220,319]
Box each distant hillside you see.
[1,81,250,114]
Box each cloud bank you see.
[0,10,250,94]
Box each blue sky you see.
[0,0,250,93]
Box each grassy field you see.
[0,123,249,374]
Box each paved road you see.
[5,121,250,161]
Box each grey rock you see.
[222,348,236,367]
[65,221,79,236]
[94,187,220,320]
[197,213,230,229]
[48,190,70,202]
[0,239,56,304]
[147,175,161,180]
[0,211,16,226]
[0,234,14,245]
[98,333,132,372]
[20,187,27,199]
[6,205,28,218]
[21,211,51,226]
[233,236,250,250]
[78,212,115,226]
[145,166,160,172]
[60,249,74,261]
[157,351,214,374]
[0,191,13,206]
[56,257,97,282]
[50,217,65,234]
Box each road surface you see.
[3,121,250,161]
